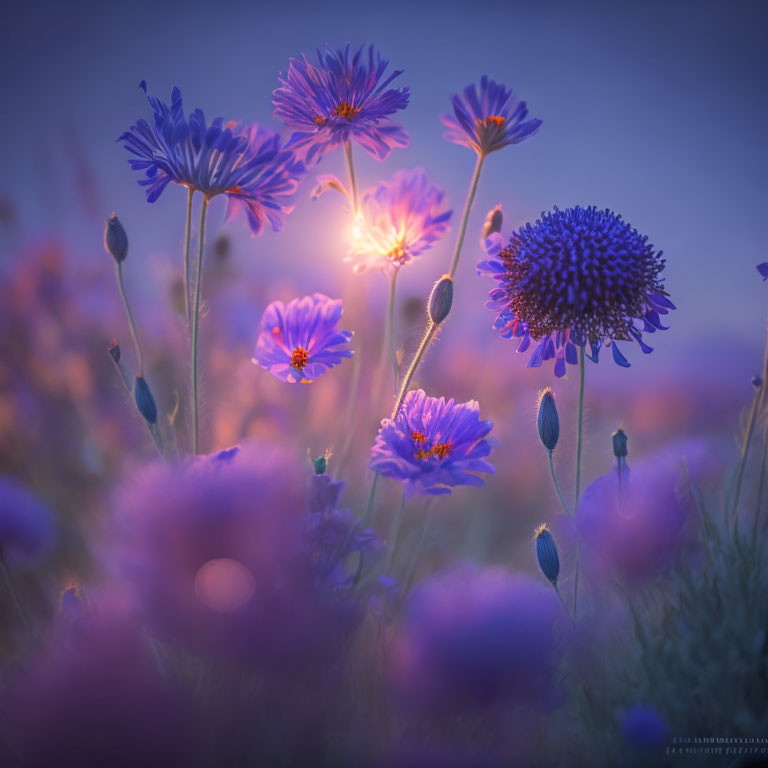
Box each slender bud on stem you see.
[108,340,121,365]
[612,428,628,459]
[313,455,328,475]
[134,376,158,425]
[752,375,763,390]
[537,388,560,451]
[104,213,128,262]
[427,274,453,326]
[481,204,503,239]
[535,524,560,585]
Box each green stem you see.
[553,583,574,625]
[448,153,485,279]
[0,552,31,632]
[547,450,570,516]
[115,261,145,376]
[753,424,768,543]
[575,346,586,509]
[402,507,430,595]
[374,270,400,407]
[391,322,437,421]
[344,141,358,215]
[191,196,210,455]
[733,388,761,522]
[182,187,195,328]
[362,472,380,527]
[384,492,407,574]
[572,540,581,624]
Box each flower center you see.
[413,436,454,461]
[411,431,427,444]
[484,115,506,127]
[290,347,309,370]
[431,442,453,459]
[332,102,361,120]
[387,243,407,263]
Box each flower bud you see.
[536,388,559,451]
[427,274,453,325]
[481,204,503,239]
[108,340,121,364]
[752,375,763,390]
[535,525,560,585]
[612,428,628,459]
[313,455,327,475]
[104,213,128,262]
[134,376,158,425]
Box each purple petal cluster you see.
[273,44,409,165]
[347,168,452,275]
[441,76,541,156]
[0,476,53,565]
[478,206,674,377]
[253,293,353,383]
[119,83,304,235]
[369,389,495,497]
[389,565,566,712]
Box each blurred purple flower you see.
[1,604,194,767]
[0,476,53,565]
[757,262,768,280]
[107,443,355,668]
[369,389,495,497]
[253,293,353,383]
[441,76,541,156]
[119,83,304,235]
[576,442,705,583]
[273,43,409,165]
[620,706,670,749]
[389,565,566,712]
[346,168,452,275]
[478,206,674,377]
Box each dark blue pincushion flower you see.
[441,76,541,156]
[0,476,53,565]
[253,293,353,383]
[478,206,675,377]
[272,44,409,165]
[369,389,495,497]
[119,84,304,235]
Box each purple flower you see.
[346,168,452,275]
[0,476,53,565]
[441,76,541,156]
[389,565,566,712]
[253,293,353,383]
[273,44,409,166]
[369,389,495,497]
[478,206,674,377]
[620,706,670,749]
[119,83,304,235]
[757,262,768,280]
[106,443,355,669]
[576,441,706,583]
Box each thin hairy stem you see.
[553,583,574,625]
[572,540,581,624]
[448,153,485,278]
[575,346,586,508]
[753,423,768,544]
[191,196,210,454]
[362,472,380,527]
[343,141,358,214]
[384,492,407,574]
[373,270,400,410]
[548,450,570,516]
[115,261,145,376]
[732,390,761,522]
[182,186,195,328]
[391,322,437,420]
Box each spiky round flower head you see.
[346,168,452,275]
[253,293,353,384]
[478,206,675,377]
[369,389,495,497]
[441,76,541,157]
[272,44,410,166]
[119,83,304,235]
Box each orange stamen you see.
[430,442,453,460]
[485,115,506,127]
[290,347,309,370]
[332,102,361,120]
[411,431,427,444]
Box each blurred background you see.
[0,0,766,568]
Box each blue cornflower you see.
[253,293,353,383]
[369,389,495,497]
[346,168,452,274]
[0,476,53,565]
[441,76,541,157]
[119,83,304,235]
[478,206,674,377]
[757,262,768,280]
[272,44,409,166]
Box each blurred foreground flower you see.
[345,168,452,275]
[620,706,670,749]
[253,293,353,383]
[441,76,541,157]
[479,206,674,376]
[119,83,303,235]
[389,566,565,712]
[273,44,409,165]
[0,477,53,565]
[370,389,495,497]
